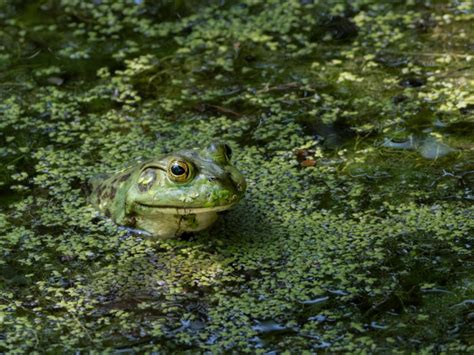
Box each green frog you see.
[89,143,246,239]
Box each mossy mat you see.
[0,0,473,352]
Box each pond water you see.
[0,0,473,352]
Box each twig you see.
[206,104,241,117]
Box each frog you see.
[89,143,246,239]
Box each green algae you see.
[0,0,473,352]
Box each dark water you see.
[0,0,473,352]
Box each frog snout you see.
[207,171,246,194]
[207,172,233,186]
[228,172,246,194]
[234,178,246,193]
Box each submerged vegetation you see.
[0,0,473,352]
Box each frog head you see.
[127,142,246,216]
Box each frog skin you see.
[89,143,246,239]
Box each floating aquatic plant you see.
[0,0,473,352]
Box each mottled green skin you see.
[89,143,246,238]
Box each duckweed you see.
[0,0,473,352]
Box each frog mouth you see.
[135,202,235,215]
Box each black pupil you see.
[171,163,186,176]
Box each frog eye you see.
[224,144,232,161]
[168,160,192,182]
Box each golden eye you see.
[168,160,191,182]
